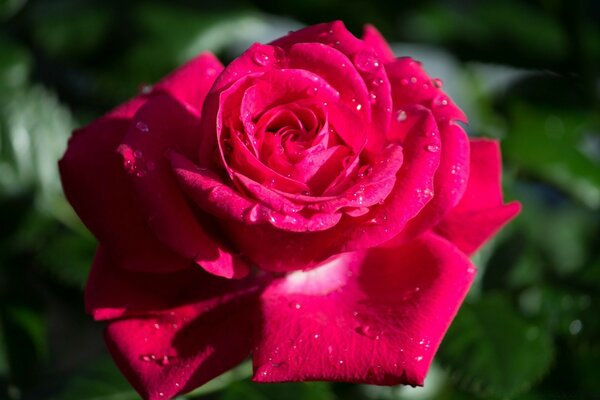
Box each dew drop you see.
[338,360,344,365]
[355,103,363,111]
[136,121,149,133]
[433,78,443,88]
[135,170,147,178]
[357,165,372,178]
[139,354,155,362]
[369,92,377,104]
[425,144,440,153]
[354,51,381,74]
[410,76,417,84]
[467,266,476,274]
[355,325,381,340]
[327,345,333,355]
[400,78,408,85]
[372,78,384,87]
[244,204,261,223]
[134,150,143,159]
[314,334,320,339]
[435,96,449,106]
[252,50,272,66]
[415,356,423,362]
[395,110,407,122]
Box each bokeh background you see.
[1,0,599,399]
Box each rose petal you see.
[170,152,272,223]
[152,52,223,115]
[386,58,467,123]
[253,232,475,386]
[105,285,261,400]
[86,247,259,321]
[395,122,470,241]
[362,24,395,62]
[434,139,521,254]
[338,107,442,251]
[286,42,371,120]
[119,95,249,279]
[59,98,189,273]
[272,21,363,57]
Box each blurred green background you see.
[0,0,599,399]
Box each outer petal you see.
[91,247,264,400]
[386,57,466,123]
[85,247,258,321]
[394,122,470,242]
[59,52,224,274]
[106,292,260,400]
[271,21,363,56]
[59,99,189,273]
[152,52,223,114]
[119,95,248,279]
[434,139,521,254]
[362,24,395,62]
[252,232,475,385]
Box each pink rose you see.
[59,21,520,400]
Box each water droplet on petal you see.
[136,121,149,133]
[355,103,363,111]
[252,50,272,66]
[432,78,443,88]
[410,76,417,84]
[415,356,423,362]
[244,204,261,223]
[426,144,440,153]
[395,110,407,122]
[372,78,384,86]
[357,165,372,178]
[354,51,381,74]
[467,266,476,274]
[140,354,155,362]
[369,92,377,104]
[134,150,143,159]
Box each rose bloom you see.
[59,21,520,400]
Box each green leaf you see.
[0,0,27,20]
[37,228,95,288]
[179,360,255,398]
[0,37,31,89]
[438,294,554,399]
[29,1,111,60]
[50,356,138,400]
[0,83,76,222]
[218,380,334,400]
[0,305,47,387]
[503,103,600,209]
